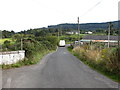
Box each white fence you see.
[0,50,25,65]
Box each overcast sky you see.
[0,0,119,32]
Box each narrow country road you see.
[2,47,118,88]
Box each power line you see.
[80,0,103,18]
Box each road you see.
[2,47,118,88]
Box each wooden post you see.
[21,38,23,50]
[78,17,80,46]
[108,22,111,48]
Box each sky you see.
[0,0,119,32]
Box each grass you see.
[67,45,74,52]
[66,41,73,44]
[0,38,12,44]
[2,50,55,69]
[67,46,120,83]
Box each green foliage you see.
[101,48,120,74]
[2,30,15,38]
[46,36,58,49]
[35,36,58,50]
[67,45,74,52]
[4,40,11,47]
[2,40,14,51]
[59,34,86,44]
[0,38,12,45]
[2,34,58,69]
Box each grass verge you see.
[67,45,74,52]
[67,46,120,83]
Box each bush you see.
[2,36,58,69]
[101,48,120,74]
[68,45,74,52]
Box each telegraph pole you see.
[21,38,23,50]
[58,29,59,41]
[117,28,120,51]
[78,17,80,46]
[108,22,111,48]
[60,25,62,36]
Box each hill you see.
[48,21,119,31]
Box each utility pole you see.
[108,22,111,48]
[118,29,120,47]
[58,28,59,41]
[60,25,62,36]
[21,38,23,50]
[78,17,80,46]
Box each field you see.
[60,34,87,38]
[0,38,12,45]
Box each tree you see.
[2,30,15,38]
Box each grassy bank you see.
[68,45,120,83]
[2,50,55,69]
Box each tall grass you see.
[72,45,120,82]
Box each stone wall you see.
[0,50,25,65]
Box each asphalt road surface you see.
[2,47,119,88]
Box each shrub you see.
[2,36,58,69]
[103,48,120,75]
